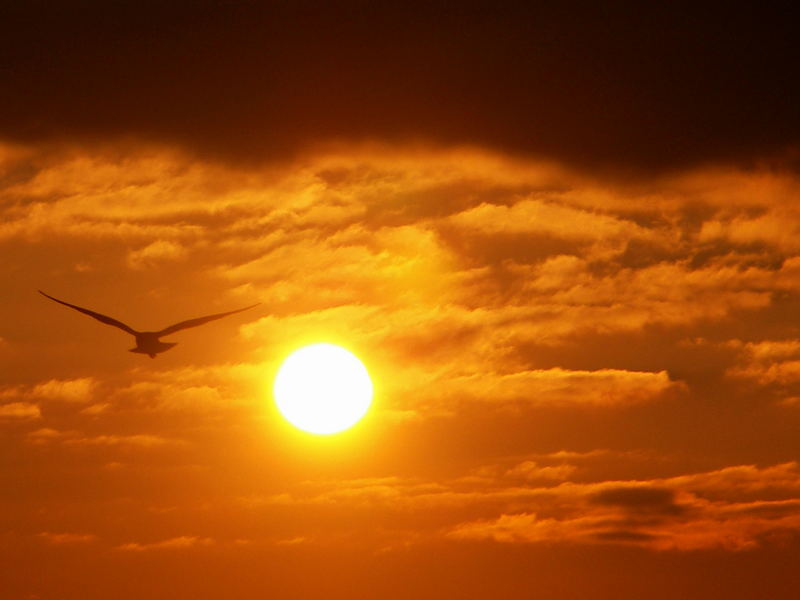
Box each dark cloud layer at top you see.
[1,2,798,173]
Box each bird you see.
[39,290,259,358]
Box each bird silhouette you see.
[39,290,259,358]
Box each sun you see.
[273,343,373,434]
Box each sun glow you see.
[274,343,373,434]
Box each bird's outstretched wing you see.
[155,304,259,336]
[39,290,138,335]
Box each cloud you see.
[0,402,40,419]
[241,300,683,417]
[116,536,213,552]
[274,536,308,546]
[0,5,797,173]
[127,240,187,270]
[4,143,800,568]
[589,486,683,514]
[447,505,800,551]
[446,462,800,552]
[721,339,800,406]
[37,532,97,545]
[0,200,202,243]
[80,402,111,415]
[250,461,800,552]
[0,380,95,420]
[426,368,683,409]
[109,362,264,413]
[447,198,653,244]
[27,427,178,449]
[65,434,176,448]
[11,143,785,427]
[31,378,95,403]
[503,461,576,482]
[26,428,69,443]
[699,200,800,253]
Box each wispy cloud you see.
[116,536,213,552]
[245,461,800,552]
[27,427,179,448]
[127,240,187,270]
[37,532,98,545]
[32,378,95,403]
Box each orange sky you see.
[2,4,800,599]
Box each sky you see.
[2,3,800,599]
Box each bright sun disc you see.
[274,343,373,434]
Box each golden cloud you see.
[37,532,98,545]
[0,402,41,419]
[126,239,188,270]
[27,427,179,448]
[32,377,96,403]
[247,461,800,552]
[117,535,213,552]
[5,142,800,566]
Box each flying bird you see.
[39,290,259,358]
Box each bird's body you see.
[129,334,177,358]
[39,291,258,358]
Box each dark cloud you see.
[590,486,682,514]
[592,529,658,542]
[1,2,798,172]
